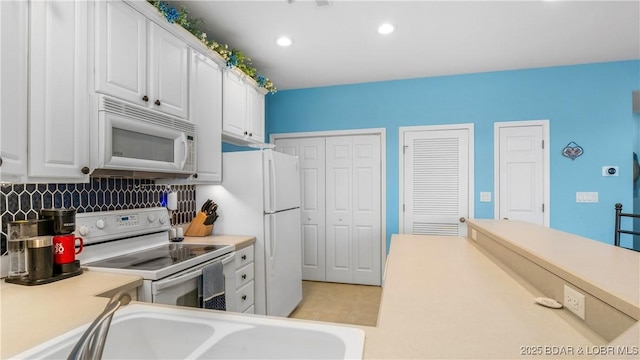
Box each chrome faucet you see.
[67,291,131,360]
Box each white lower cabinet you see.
[28,0,90,182]
[225,245,255,313]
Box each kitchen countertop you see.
[363,234,613,359]
[0,271,142,358]
[3,227,638,359]
[0,234,254,358]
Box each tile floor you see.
[289,281,382,326]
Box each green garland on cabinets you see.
[148,1,276,93]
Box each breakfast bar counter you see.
[363,234,606,359]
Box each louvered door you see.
[403,128,470,236]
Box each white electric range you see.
[76,207,234,308]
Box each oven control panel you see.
[76,207,170,245]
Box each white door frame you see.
[494,120,550,226]
[270,128,386,285]
[399,124,475,234]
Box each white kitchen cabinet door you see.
[246,86,265,143]
[95,1,188,119]
[222,69,247,139]
[0,0,28,182]
[29,0,90,181]
[148,22,189,119]
[275,137,327,281]
[95,0,147,107]
[189,50,222,183]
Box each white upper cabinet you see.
[95,1,189,119]
[222,69,248,138]
[246,85,265,143]
[95,0,147,105]
[189,50,223,183]
[0,0,28,182]
[29,0,90,181]
[222,68,266,145]
[148,22,189,119]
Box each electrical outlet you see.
[563,285,585,320]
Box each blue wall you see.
[265,60,640,250]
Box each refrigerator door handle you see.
[266,152,277,213]
[268,214,277,272]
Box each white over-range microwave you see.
[90,95,196,178]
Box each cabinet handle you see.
[193,173,198,179]
[241,274,247,280]
[142,95,149,102]
[81,166,90,175]
[243,131,248,136]
[249,133,253,137]
[154,99,161,106]
[459,217,466,223]
[241,295,247,301]
[241,255,247,261]
[0,156,3,167]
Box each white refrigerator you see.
[197,149,302,317]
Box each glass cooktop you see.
[85,244,229,271]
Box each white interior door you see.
[496,123,547,225]
[274,138,326,281]
[402,127,471,236]
[326,135,381,285]
[351,135,381,285]
[326,136,353,283]
[275,132,382,286]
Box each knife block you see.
[184,212,213,237]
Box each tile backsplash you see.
[0,178,196,254]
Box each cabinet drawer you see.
[235,246,254,269]
[235,263,254,289]
[243,305,255,314]
[235,280,254,312]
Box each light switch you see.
[480,192,492,202]
[576,192,598,203]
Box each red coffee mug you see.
[53,234,83,264]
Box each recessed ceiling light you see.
[378,23,395,35]
[277,36,293,47]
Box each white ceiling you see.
[170,0,640,90]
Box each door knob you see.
[81,166,90,174]
[459,217,466,223]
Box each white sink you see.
[15,304,365,360]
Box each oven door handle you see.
[153,269,203,294]
[221,252,235,265]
